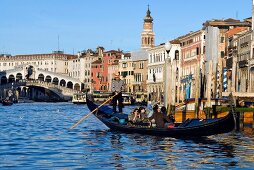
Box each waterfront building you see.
[147,41,181,104]
[131,50,149,93]
[202,18,251,101]
[0,51,76,74]
[108,60,119,92]
[177,30,205,102]
[91,59,102,92]
[250,0,254,93]
[0,51,82,88]
[147,44,166,102]
[141,6,155,49]
[118,52,134,93]
[234,30,252,94]
[224,27,250,94]
[91,50,122,92]
[68,47,103,91]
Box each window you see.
[221,37,224,43]
[175,50,179,60]
[121,71,128,77]
[139,62,144,69]
[221,51,225,58]
[196,47,199,55]
[122,63,127,68]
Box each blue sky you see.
[0,0,252,55]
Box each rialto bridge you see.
[0,64,84,101]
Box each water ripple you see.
[0,103,254,169]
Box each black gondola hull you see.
[2,100,13,106]
[86,97,235,137]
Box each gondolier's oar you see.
[69,92,118,129]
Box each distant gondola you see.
[2,99,13,106]
[86,97,236,137]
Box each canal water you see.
[0,103,254,169]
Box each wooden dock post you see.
[194,62,200,118]
[206,61,213,109]
[252,112,254,129]
[239,111,244,130]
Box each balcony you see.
[238,60,248,68]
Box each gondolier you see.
[111,72,124,113]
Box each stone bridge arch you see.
[60,79,66,87]
[8,74,15,83]
[45,75,52,83]
[16,73,23,82]
[67,81,73,89]
[38,74,44,81]
[52,77,59,85]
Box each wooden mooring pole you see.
[253,112,254,129]
[239,111,244,130]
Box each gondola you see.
[86,97,236,137]
[2,99,13,106]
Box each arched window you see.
[175,50,179,60]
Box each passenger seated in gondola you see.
[128,108,140,123]
[138,107,150,126]
[138,107,147,119]
[149,104,172,128]
[128,107,150,126]
[161,106,175,123]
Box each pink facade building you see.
[91,50,122,92]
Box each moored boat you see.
[86,96,236,137]
[122,93,134,105]
[2,99,13,106]
[91,92,112,104]
[72,92,86,104]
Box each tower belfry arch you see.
[141,5,155,49]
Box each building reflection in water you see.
[78,127,254,169]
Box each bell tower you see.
[141,5,155,49]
